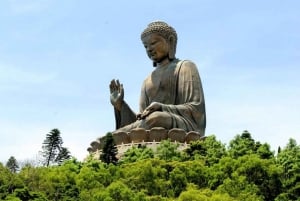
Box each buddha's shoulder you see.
[178,59,196,66]
[177,59,198,70]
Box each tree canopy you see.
[6,156,19,173]
[40,128,71,167]
[1,131,299,201]
[100,132,118,165]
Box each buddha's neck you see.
[157,58,171,68]
[157,58,178,68]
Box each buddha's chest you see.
[145,67,175,102]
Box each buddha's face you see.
[142,33,170,65]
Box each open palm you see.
[109,79,124,110]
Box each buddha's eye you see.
[151,41,157,46]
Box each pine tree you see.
[228,130,257,158]
[277,138,300,200]
[100,132,118,164]
[6,156,19,173]
[55,147,71,165]
[41,128,71,166]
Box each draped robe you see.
[114,59,206,136]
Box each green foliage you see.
[77,159,111,190]
[106,181,134,200]
[235,154,281,200]
[6,187,47,201]
[228,130,257,158]
[6,156,19,173]
[1,132,299,201]
[169,166,187,196]
[184,135,226,165]
[178,188,238,201]
[207,156,236,189]
[156,139,181,161]
[228,130,274,160]
[119,159,170,196]
[41,128,71,167]
[216,175,263,201]
[0,163,24,200]
[120,145,154,164]
[100,132,118,165]
[256,143,274,159]
[0,163,13,199]
[276,138,300,200]
[55,147,71,165]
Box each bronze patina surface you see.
[110,21,206,136]
[88,21,206,153]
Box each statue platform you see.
[87,127,205,158]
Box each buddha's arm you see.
[162,60,205,116]
[114,100,137,129]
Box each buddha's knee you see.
[143,111,172,129]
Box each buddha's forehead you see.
[142,33,166,44]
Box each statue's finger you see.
[120,84,124,93]
[109,80,115,92]
[116,79,121,88]
[111,79,118,91]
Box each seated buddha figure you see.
[109,21,206,137]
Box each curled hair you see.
[141,21,178,66]
[141,21,177,42]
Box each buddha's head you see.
[141,21,177,66]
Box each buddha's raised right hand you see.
[109,79,124,111]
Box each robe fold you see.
[114,59,206,136]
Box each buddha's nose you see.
[147,46,153,52]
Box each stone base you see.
[87,127,205,159]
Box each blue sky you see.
[1,0,299,163]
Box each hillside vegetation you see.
[1,131,299,201]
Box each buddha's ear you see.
[168,35,176,60]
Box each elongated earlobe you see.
[168,36,176,60]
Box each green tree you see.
[40,163,79,201]
[178,188,238,201]
[40,128,71,166]
[0,163,24,200]
[216,174,263,201]
[169,167,187,196]
[119,159,170,196]
[256,143,274,159]
[6,156,19,173]
[18,165,48,194]
[0,163,13,199]
[156,139,181,161]
[276,138,300,200]
[235,154,281,200]
[100,132,118,165]
[18,159,81,201]
[228,130,273,159]
[76,159,112,193]
[106,181,134,201]
[184,135,226,165]
[228,130,257,158]
[6,187,47,201]
[55,147,71,165]
[120,145,154,163]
